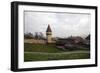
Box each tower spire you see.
[46,24,52,32]
[46,24,52,43]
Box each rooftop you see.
[46,24,52,32]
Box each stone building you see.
[46,25,52,43]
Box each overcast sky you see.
[24,11,91,38]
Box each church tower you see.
[46,25,52,43]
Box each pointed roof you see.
[46,25,52,32]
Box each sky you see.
[24,11,91,38]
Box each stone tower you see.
[46,25,52,43]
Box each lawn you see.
[24,43,90,62]
[24,43,63,53]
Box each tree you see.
[39,32,44,39]
[34,32,38,39]
[34,32,45,39]
[86,35,90,40]
[24,32,34,39]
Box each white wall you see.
[0,0,99,73]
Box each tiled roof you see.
[46,25,52,32]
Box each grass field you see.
[24,43,63,53]
[24,43,90,62]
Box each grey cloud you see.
[24,11,91,38]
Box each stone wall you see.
[24,39,46,44]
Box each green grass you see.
[24,43,63,53]
[24,52,90,61]
[24,43,90,61]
